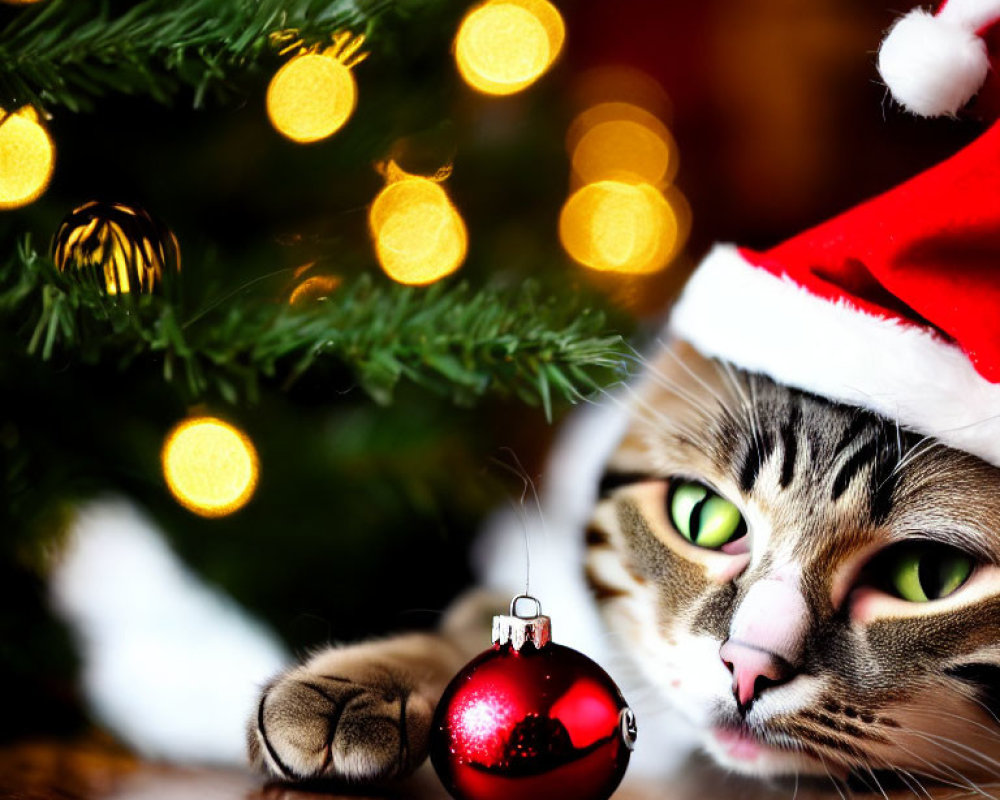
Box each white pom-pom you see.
[878,9,990,117]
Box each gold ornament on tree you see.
[266,30,368,144]
[0,106,55,210]
[52,201,180,295]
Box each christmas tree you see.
[0,0,702,740]
[1,0,962,756]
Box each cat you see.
[248,338,1000,792]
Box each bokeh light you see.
[559,180,686,274]
[267,52,357,143]
[369,173,467,285]
[454,0,565,96]
[0,106,55,210]
[571,66,672,122]
[568,103,678,187]
[162,417,259,518]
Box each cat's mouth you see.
[709,724,777,763]
[707,723,846,778]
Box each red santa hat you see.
[669,4,1000,468]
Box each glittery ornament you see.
[431,595,636,800]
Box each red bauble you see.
[430,596,636,800]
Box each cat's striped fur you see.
[250,340,1000,791]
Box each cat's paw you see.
[250,666,434,784]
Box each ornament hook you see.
[509,593,542,619]
[493,594,551,650]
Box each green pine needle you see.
[2,239,628,419]
[0,0,403,112]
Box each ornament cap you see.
[492,594,552,651]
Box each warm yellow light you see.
[559,180,684,274]
[162,417,259,518]
[0,107,55,210]
[52,201,179,295]
[369,175,467,285]
[267,52,357,143]
[568,103,677,187]
[454,0,565,96]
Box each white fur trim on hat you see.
[668,244,1000,468]
[878,7,991,118]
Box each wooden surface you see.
[0,738,972,800]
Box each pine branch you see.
[2,239,628,418]
[0,0,412,112]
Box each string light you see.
[558,180,684,274]
[568,103,677,187]
[162,417,259,518]
[369,165,467,285]
[454,0,565,96]
[266,32,367,143]
[0,106,55,210]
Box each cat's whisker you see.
[962,693,1000,732]
[619,356,722,427]
[905,728,1000,776]
[890,765,935,800]
[894,417,903,470]
[612,384,706,442]
[860,763,893,800]
[745,373,769,477]
[888,435,942,478]
[715,358,753,414]
[816,750,854,800]
[889,737,997,798]
[868,748,970,800]
[655,339,734,417]
[904,705,1000,742]
[624,351,734,432]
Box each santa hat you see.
[877,0,1000,118]
[669,5,1000,468]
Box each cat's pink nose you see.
[719,639,793,714]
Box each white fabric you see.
[878,8,990,117]
[938,0,1000,32]
[669,244,1000,468]
[50,499,288,763]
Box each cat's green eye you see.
[887,545,973,602]
[668,481,746,549]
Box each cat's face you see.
[587,341,1000,783]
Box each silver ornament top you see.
[492,594,552,651]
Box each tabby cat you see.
[249,339,1000,791]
